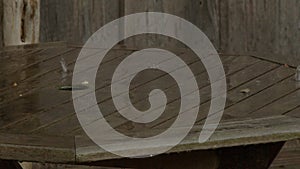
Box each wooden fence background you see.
[1,0,300,66]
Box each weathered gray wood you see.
[251,89,300,118]
[123,0,219,49]
[124,0,299,67]
[1,116,296,168]
[0,48,131,106]
[224,76,299,119]
[0,45,72,82]
[193,67,295,125]
[0,133,75,163]
[155,60,278,129]
[1,45,300,167]
[75,116,300,163]
[2,42,67,51]
[0,0,3,48]
[219,0,300,67]
[3,0,40,46]
[0,48,135,132]
[32,55,260,135]
[40,0,120,44]
[35,0,300,68]
[0,49,201,133]
[286,106,300,118]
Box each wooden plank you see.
[0,48,169,131]
[219,0,300,67]
[0,48,132,121]
[2,42,67,51]
[124,0,219,49]
[0,0,3,48]
[0,48,158,131]
[251,89,300,118]
[0,133,75,163]
[0,48,44,74]
[154,60,279,129]
[0,48,79,104]
[0,48,133,107]
[223,66,294,106]
[3,0,40,46]
[0,49,189,131]
[84,55,260,130]
[32,114,80,136]
[193,67,294,125]
[4,47,75,80]
[223,76,299,119]
[3,0,299,68]
[75,116,300,162]
[40,0,120,44]
[32,55,260,135]
[286,106,300,118]
[95,54,257,106]
[0,46,74,90]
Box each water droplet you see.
[60,57,68,73]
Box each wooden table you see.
[0,43,299,169]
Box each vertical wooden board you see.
[0,0,3,48]
[3,0,40,46]
[223,0,248,53]
[219,0,300,67]
[275,0,300,65]
[0,133,75,163]
[40,0,120,44]
[123,0,219,49]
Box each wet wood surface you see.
[0,43,299,168]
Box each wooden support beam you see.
[3,0,40,46]
[82,142,284,169]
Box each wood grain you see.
[0,133,75,163]
[75,115,300,163]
